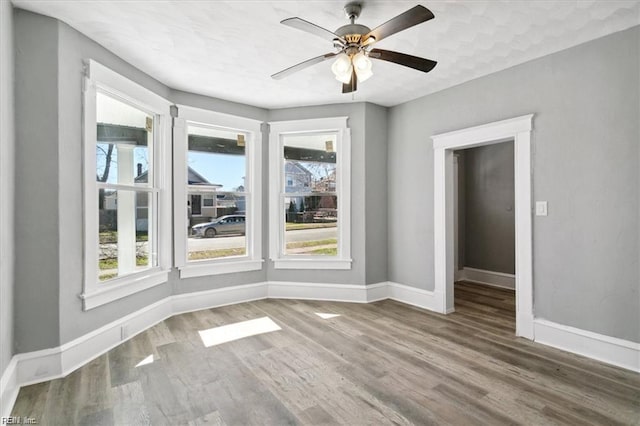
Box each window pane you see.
[188,194,247,261]
[187,125,247,190]
[283,133,336,193]
[186,124,248,262]
[284,195,337,256]
[98,189,154,282]
[282,133,338,257]
[96,92,152,186]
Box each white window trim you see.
[269,117,352,270]
[80,60,172,310]
[173,105,263,277]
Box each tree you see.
[287,200,297,222]
[97,143,115,182]
[304,161,336,192]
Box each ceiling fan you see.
[271,2,437,94]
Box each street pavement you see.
[187,227,337,251]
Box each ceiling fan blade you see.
[362,5,434,44]
[271,52,337,80]
[369,49,437,73]
[342,68,358,93]
[281,17,345,44]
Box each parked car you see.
[191,215,245,238]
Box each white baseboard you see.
[534,319,640,373]
[387,282,441,312]
[458,267,515,290]
[172,282,267,315]
[5,281,639,417]
[0,357,18,418]
[267,281,387,303]
[365,282,390,302]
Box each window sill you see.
[179,258,264,278]
[272,258,352,270]
[80,268,169,310]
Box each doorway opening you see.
[432,115,534,339]
[453,143,516,333]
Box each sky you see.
[97,144,245,191]
[188,151,245,190]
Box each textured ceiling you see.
[12,0,640,109]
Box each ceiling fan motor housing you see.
[335,24,370,43]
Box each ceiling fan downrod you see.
[344,2,362,24]
[336,2,370,46]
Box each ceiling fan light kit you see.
[352,52,373,82]
[331,53,354,83]
[272,2,437,94]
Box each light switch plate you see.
[536,201,548,216]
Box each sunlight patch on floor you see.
[315,312,341,319]
[198,316,281,347]
[135,354,154,367]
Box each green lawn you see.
[286,238,337,249]
[285,222,337,231]
[99,272,118,281]
[188,248,246,260]
[99,256,148,270]
[310,247,338,255]
[99,231,148,244]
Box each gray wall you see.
[364,103,389,284]
[388,26,639,342]
[461,143,515,274]
[14,10,61,353]
[0,0,15,376]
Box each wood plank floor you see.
[11,283,640,425]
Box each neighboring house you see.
[187,167,223,221]
[284,161,312,222]
[284,161,312,193]
[99,163,152,231]
[103,166,224,230]
[216,193,246,215]
[312,169,336,193]
[103,191,117,211]
[284,160,337,222]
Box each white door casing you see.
[432,114,534,339]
